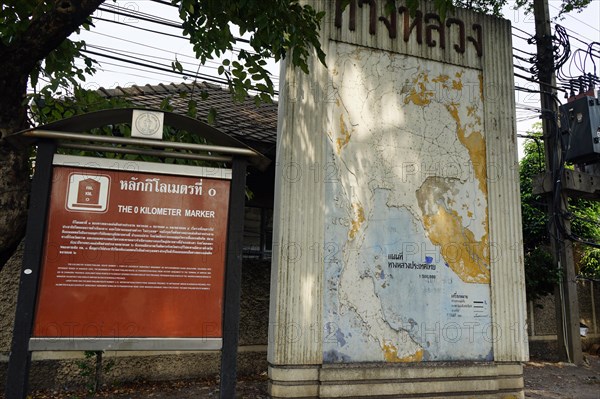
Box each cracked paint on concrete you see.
[349,202,365,240]
[383,341,424,362]
[403,72,434,106]
[337,114,353,154]
[324,42,492,363]
[409,73,490,284]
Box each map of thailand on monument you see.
[324,41,492,363]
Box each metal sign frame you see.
[4,109,263,399]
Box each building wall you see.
[527,280,600,359]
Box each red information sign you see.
[33,165,230,339]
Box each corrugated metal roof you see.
[97,81,278,153]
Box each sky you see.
[73,1,275,91]
[41,0,600,154]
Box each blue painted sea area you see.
[324,188,493,362]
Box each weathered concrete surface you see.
[527,280,600,360]
[1,350,267,390]
[0,240,22,353]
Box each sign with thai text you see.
[33,160,231,339]
[333,1,483,57]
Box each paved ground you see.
[524,354,600,399]
[6,354,600,399]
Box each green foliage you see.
[2,1,329,114]
[520,127,560,300]
[439,0,589,17]
[391,0,589,18]
[31,87,226,169]
[31,87,132,125]
[579,248,600,279]
[556,0,593,15]
[520,123,600,301]
[568,196,600,279]
[176,0,326,103]
[30,39,96,96]
[454,0,508,16]
[1,1,96,100]
[76,350,115,393]
[514,0,592,15]
[524,246,562,301]
[3,0,594,112]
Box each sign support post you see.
[219,156,247,398]
[6,140,56,398]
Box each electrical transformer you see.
[560,95,600,164]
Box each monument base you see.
[269,362,524,399]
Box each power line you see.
[80,48,279,96]
[515,85,542,93]
[558,25,600,50]
[511,24,535,38]
[516,103,542,112]
[514,72,566,92]
[87,14,258,64]
[98,4,183,29]
[65,2,592,122]
[98,3,181,28]
[82,31,279,87]
[95,3,251,44]
[86,43,219,72]
[81,48,231,86]
[512,31,533,42]
[513,53,534,64]
[92,16,188,41]
[76,60,191,84]
[513,47,536,56]
[84,43,256,86]
[86,31,219,66]
[514,63,534,74]
[548,3,600,37]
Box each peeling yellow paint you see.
[421,205,490,284]
[403,71,491,284]
[466,106,483,126]
[349,203,365,240]
[404,73,435,106]
[446,103,487,196]
[337,114,352,154]
[431,102,490,284]
[433,75,450,89]
[382,341,423,362]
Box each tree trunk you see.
[0,240,25,350]
[0,0,107,268]
[0,68,31,268]
[0,142,30,268]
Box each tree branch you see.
[7,0,105,70]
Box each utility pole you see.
[533,0,583,365]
